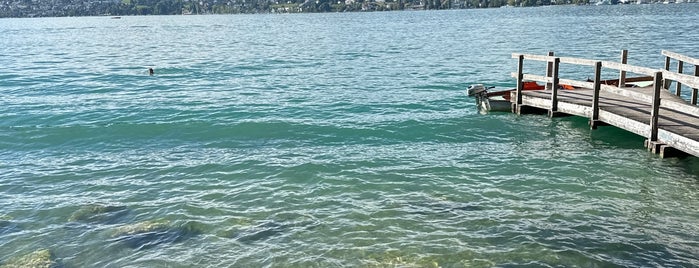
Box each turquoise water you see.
[1,5,699,267]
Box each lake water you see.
[1,4,698,267]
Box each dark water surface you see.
[1,5,698,267]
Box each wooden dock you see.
[510,50,699,158]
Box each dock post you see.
[548,57,560,118]
[545,51,554,90]
[590,61,602,129]
[514,54,524,114]
[663,56,671,90]
[693,65,698,105]
[675,60,684,97]
[618,49,627,87]
[649,71,663,143]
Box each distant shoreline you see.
[2,0,693,19]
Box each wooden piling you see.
[664,55,672,89]
[693,65,698,105]
[675,60,684,96]
[514,54,524,114]
[618,49,627,87]
[590,61,602,129]
[649,71,663,143]
[546,51,554,91]
[548,57,560,118]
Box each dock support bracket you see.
[644,139,665,153]
[659,145,690,158]
[644,140,689,158]
[588,120,609,129]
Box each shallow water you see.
[1,5,699,267]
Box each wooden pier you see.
[510,50,699,158]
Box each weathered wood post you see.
[545,51,554,90]
[618,49,627,87]
[663,55,672,89]
[675,60,684,96]
[548,57,560,118]
[693,65,699,105]
[590,61,603,129]
[649,71,663,144]
[514,54,524,114]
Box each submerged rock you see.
[68,204,129,224]
[406,200,483,216]
[235,221,289,243]
[0,249,57,268]
[112,219,171,236]
[225,216,320,244]
[0,215,19,235]
[111,220,204,250]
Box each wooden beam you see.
[558,56,598,66]
[599,110,649,137]
[658,129,699,157]
[521,74,550,83]
[602,61,658,77]
[661,70,699,89]
[559,78,593,89]
[512,53,555,63]
[662,50,699,66]
[600,85,654,104]
[659,101,699,118]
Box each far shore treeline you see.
[2,0,620,18]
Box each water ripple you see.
[2,7,699,267]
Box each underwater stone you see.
[68,204,129,224]
[0,249,57,268]
[236,222,287,243]
[111,220,203,250]
[0,216,18,235]
[112,220,171,237]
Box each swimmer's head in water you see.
[149,68,154,75]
